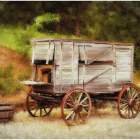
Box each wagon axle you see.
[128,99,136,107]
[74,104,83,113]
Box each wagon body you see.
[30,38,134,95]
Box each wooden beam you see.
[46,40,50,64]
[87,48,112,65]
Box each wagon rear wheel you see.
[118,84,140,119]
[61,88,92,126]
[26,89,53,117]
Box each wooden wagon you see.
[22,38,140,126]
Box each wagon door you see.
[113,45,134,84]
[78,43,113,93]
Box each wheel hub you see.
[74,104,83,113]
[128,99,135,107]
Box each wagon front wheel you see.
[118,84,140,119]
[61,88,92,126]
[26,90,53,117]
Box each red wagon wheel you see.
[61,88,92,126]
[118,84,140,119]
[26,87,53,117]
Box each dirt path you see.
[0,108,140,139]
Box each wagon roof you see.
[31,38,134,46]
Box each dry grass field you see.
[0,107,140,139]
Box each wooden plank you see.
[84,66,112,84]
[61,85,73,91]
[53,85,60,93]
[79,44,112,62]
[115,65,132,72]
[113,45,133,49]
[84,83,111,88]
[84,88,112,93]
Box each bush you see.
[0,62,24,95]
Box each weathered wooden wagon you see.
[22,38,140,126]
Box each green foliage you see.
[0,24,34,58]
[0,62,23,95]
[34,13,59,28]
[1,2,140,69]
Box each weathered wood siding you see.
[32,41,54,63]
[32,39,134,94]
[53,41,79,93]
[79,43,112,63]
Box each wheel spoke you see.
[135,98,140,102]
[82,104,90,107]
[122,104,128,112]
[34,107,39,115]
[71,112,76,121]
[79,113,84,121]
[66,110,74,120]
[124,106,128,117]
[43,107,47,114]
[65,102,74,107]
[131,89,136,98]
[123,94,129,101]
[133,93,139,100]
[132,106,138,111]
[120,102,128,107]
[80,97,88,104]
[75,113,79,124]
[68,95,74,105]
[130,107,134,116]
[127,88,131,99]
[128,107,130,118]
[120,98,128,103]
[78,91,83,103]
[30,104,38,110]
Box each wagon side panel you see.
[78,43,113,93]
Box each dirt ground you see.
[0,107,140,139]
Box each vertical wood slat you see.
[131,47,134,83]
[78,46,80,85]
[46,40,50,64]
[60,41,62,93]
[72,41,74,85]
[32,64,37,81]
[32,41,36,64]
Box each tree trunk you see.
[55,22,61,33]
[74,15,80,37]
